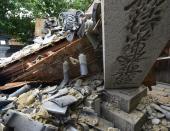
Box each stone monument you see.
[101,0,170,130]
[102,0,170,89]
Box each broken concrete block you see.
[43,101,68,115]
[102,0,170,89]
[101,102,146,131]
[2,110,58,131]
[85,94,101,115]
[79,108,115,130]
[43,88,68,102]
[51,95,77,107]
[95,118,115,131]
[103,86,147,113]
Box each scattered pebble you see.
[152,118,160,125]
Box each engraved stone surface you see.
[102,0,170,88]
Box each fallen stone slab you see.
[101,102,146,131]
[43,101,68,115]
[103,86,147,113]
[85,94,101,115]
[50,95,77,107]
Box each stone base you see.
[103,86,147,113]
[101,102,146,131]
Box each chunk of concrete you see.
[102,86,147,113]
[2,110,58,131]
[43,101,68,115]
[85,95,101,115]
[102,0,170,89]
[51,95,77,107]
[101,102,146,131]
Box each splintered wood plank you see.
[0,82,29,90]
[12,38,100,82]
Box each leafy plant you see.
[0,0,92,44]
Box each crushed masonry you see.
[0,0,170,131]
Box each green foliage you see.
[0,0,92,43]
[66,0,92,11]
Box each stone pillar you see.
[102,0,170,89]
[101,0,170,130]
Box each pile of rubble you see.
[136,85,170,131]
[0,0,170,130]
[0,74,121,131]
[0,3,112,130]
[1,75,170,131]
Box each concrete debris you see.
[43,88,69,102]
[2,109,58,131]
[0,0,169,131]
[151,103,170,120]
[43,100,68,115]
[161,105,170,112]
[50,95,77,107]
[152,118,161,125]
[65,126,78,131]
[0,74,119,131]
[74,79,83,88]
[134,85,170,131]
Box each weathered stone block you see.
[101,102,146,131]
[85,95,101,115]
[102,86,147,113]
[102,0,170,88]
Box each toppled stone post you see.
[101,0,170,130]
[102,0,170,89]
